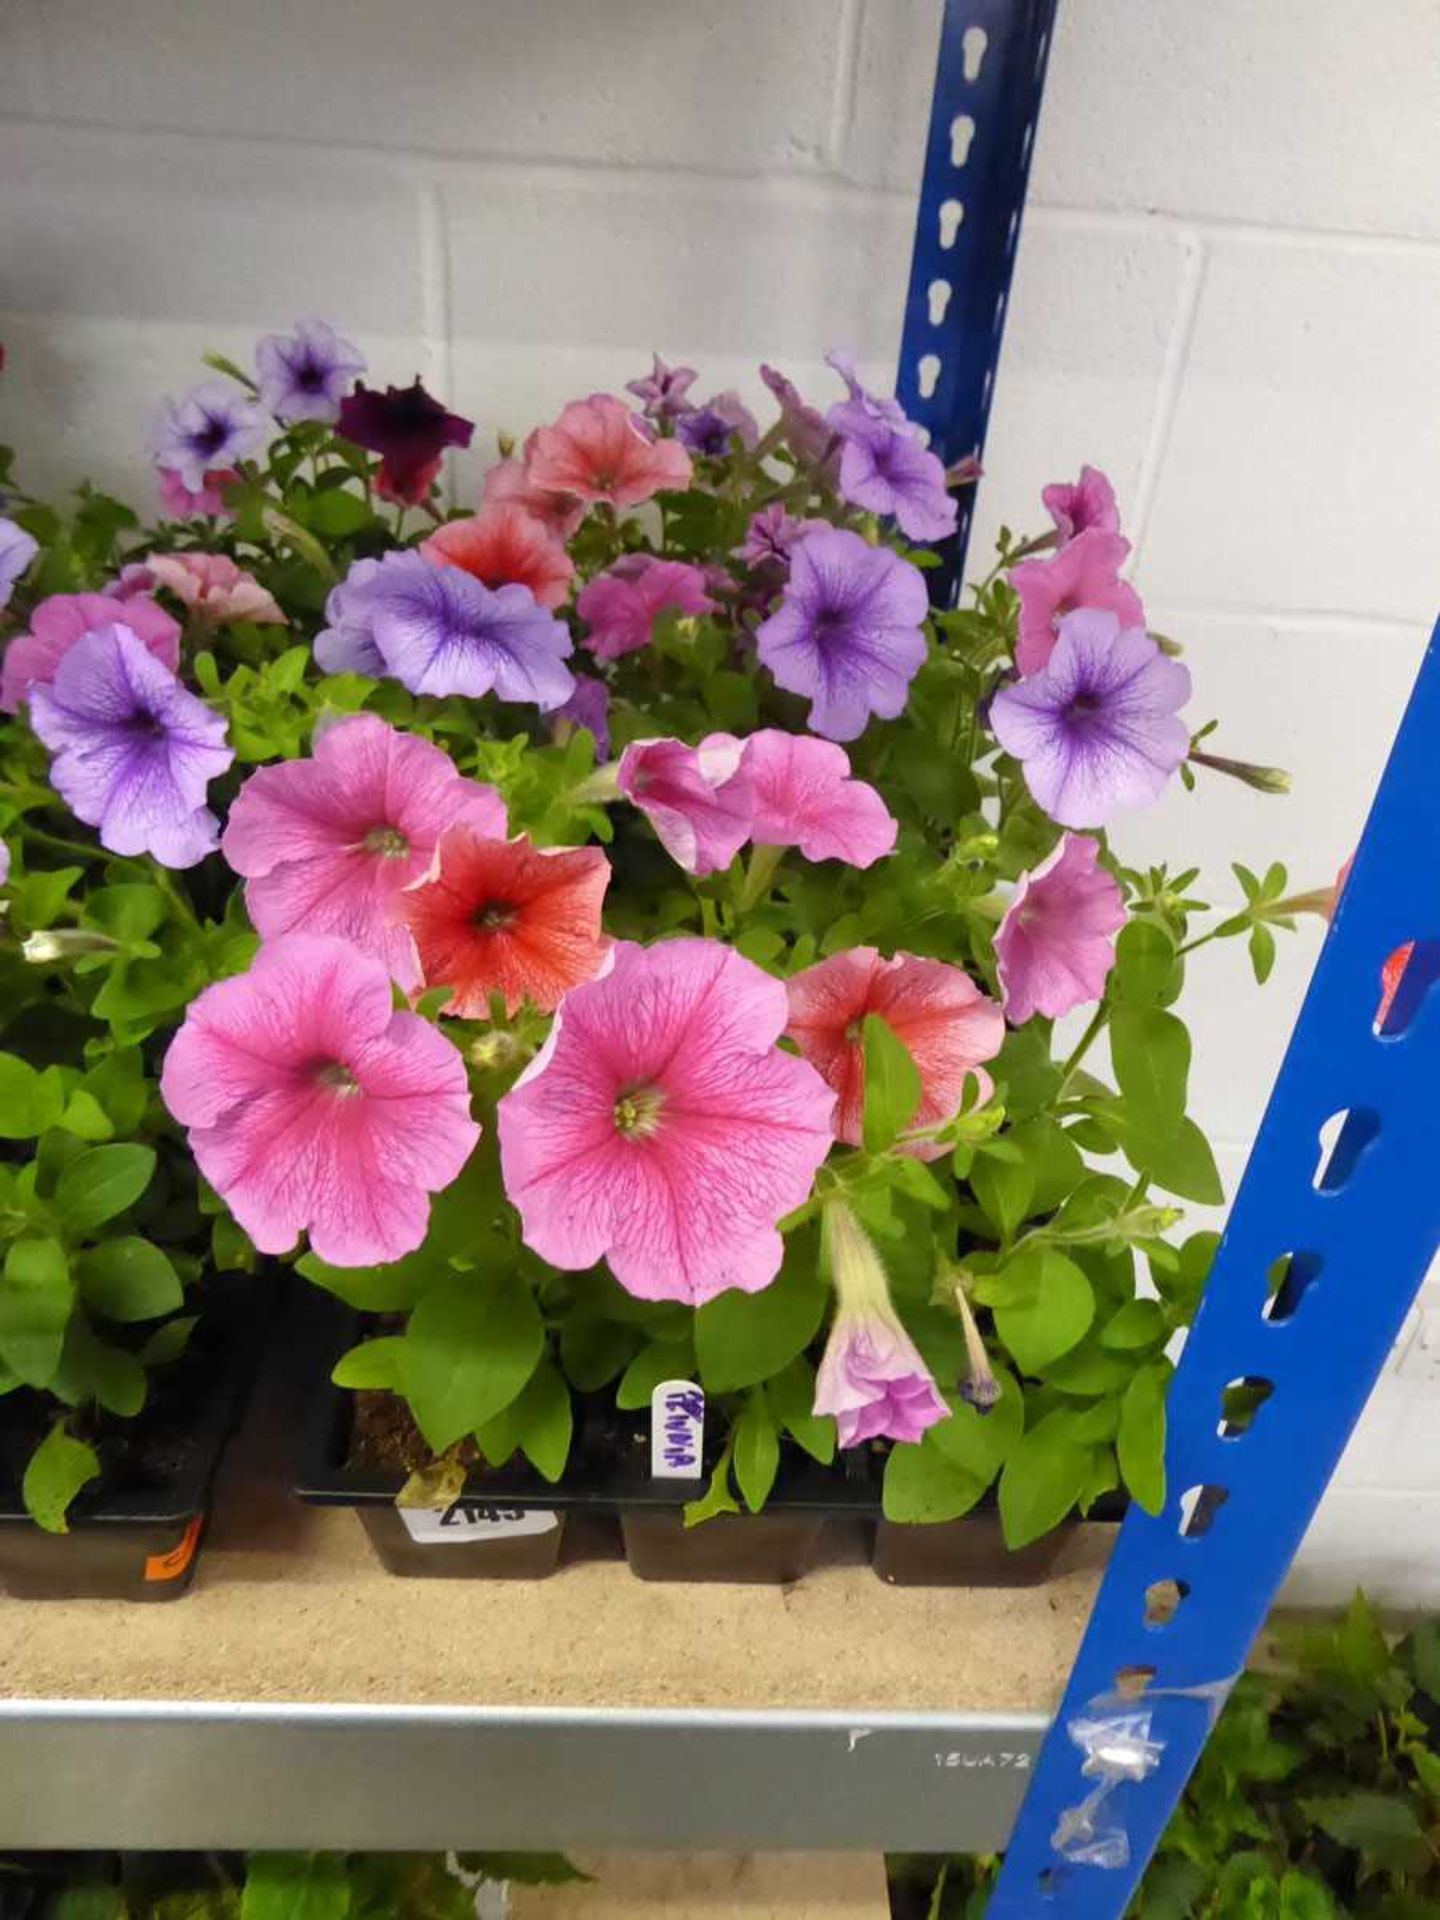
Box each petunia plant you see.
[0,326,1312,1544]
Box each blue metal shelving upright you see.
[900,6,1440,1914]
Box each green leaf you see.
[560,1314,643,1392]
[971,1146,1035,1240]
[1099,1298,1168,1351]
[1113,920,1180,1007]
[241,1853,351,1920]
[1110,1004,1191,1138]
[1299,1792,1430,1877]
[860,1012,923,1153]
[506,1358,573,1483]
[297,1245,439,1313]
[76,1237,183,1323]
[306,488,374,537]
[0,1237,74,1386]
[1117,1362,1169,1514]
[55,1143,156,1233]
[767,1355,836,1465]
[616,1336,696,1410]
[1408,1617,1440,1702]
[0,1053,65,1138]
[883,1430,989,1523]
[695,1248,826,1393]
[997,1413,1094,1547]
[1119,1113,1224,1205]
[56,1314,148,1417]
[400,1267,544,1453]
[733,1388,781,1513]
[58,1089,115,1142]
[53,1888,126,1920]
[683,1445,740,1528]
[22,1421,101,1534]
[138,1315,198,1368]
[927,1367,1024,1482]
[992,1246,1094,1375]
[1250,922,1278,985]
[1408,1743,1440,1798]
[332,1336,406,1390]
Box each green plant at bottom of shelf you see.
[888,1592,1440,1918]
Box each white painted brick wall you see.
[2,0,1438,1602]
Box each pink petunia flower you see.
[157,465,239,520]
[994,832,1126,1025]
[145,552,285,629]
[617,735,754,876]
[1009,528,1144,676]
[1041,464,1120,545]
[787,948,1003,1160]
[497,939,835,1305]
[221,713,506,988]
[577,554,715,662]
[742,730,897,869]
[1,590,180,713]
[422,504,574,610]
[526,394,693,508]
[482,452,587,542]
[814,1200,948,1447]
[161,934,480,1268]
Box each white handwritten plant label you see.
[399,1502,559,1545]
[650,1379,705,1479]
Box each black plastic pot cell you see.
[872,1492,1127,1589]
[620,1507,831,1584]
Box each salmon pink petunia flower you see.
[399,829,611,1017]
[422,504,574,610]
[526,394,693,508]
[146,552,285,629]
[742,730,897,869]
[161,934,480,1268]
[995,832,1126,1025]
[497,939,835,1305]
[617,735,754,876]
[2,589,181,712]
[483,453,586,541]
[1042,464,1120,545]
[221,713,505,989]
[1009,527,1144,676]
[786,948,1004,1160]
[577,554,715,662]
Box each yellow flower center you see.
[613,1083,665,1139]
[364,825,409,858]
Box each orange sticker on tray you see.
[144,1514,204,1582]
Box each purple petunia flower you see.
[337,380,474,507]
[152,382,267,494]
[989,607,1192,829]
[625,353,698,424]
[255,318,366,426]
[676,391,759,457]
[29,624,234,868]
[824,351,957,543]
[0,517,38,610]
[755,526,930,742]
[550,672,611,759]
[759,363,836,472]
[315,549,573,710]
[733,503,829,570]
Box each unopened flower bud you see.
[954,1279,1001,1412]
[467,1030,526,1073]
[1189,749,1291,795]
[496,431,516,460]
[21,929,123,963]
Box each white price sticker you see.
[399,1503,559,1546]
[650,1378,705,1479]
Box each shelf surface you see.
[0,1353,1106,1852]
[514,1854,890,1918]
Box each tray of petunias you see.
[0,322,1310,1593]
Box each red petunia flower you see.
[422,504,574,610]
[399,828,611,1017]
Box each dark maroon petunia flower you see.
[337,379,475,506]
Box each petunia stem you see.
[18,823,110,866]
[1057,1003,1109,1098]
[737,843,784,913]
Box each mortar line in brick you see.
[1125,229,1207,564]
[825,0,864,168]
[1146,607,1430,638]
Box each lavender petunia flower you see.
[813,1201,949,1448]
[759,363,836,472]
[152,382,267,494]
[551,672,611,758]
[316,549,573,710]
[755,526,930,742]
[676,391,759,457]
[990,607,1192,829]
[0,518,38,609]
[1042,464,1120,545]
[824,351,957,542]
[733,503,829,570]
[625,353,698,425]
[255,318,365,426]
[29,624,234,868]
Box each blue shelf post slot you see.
[896,0,1060,601]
